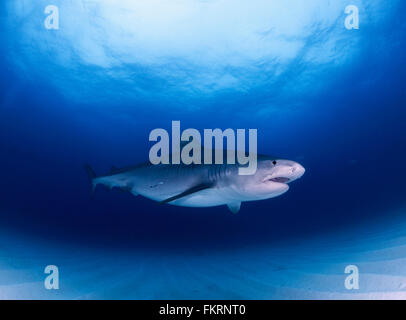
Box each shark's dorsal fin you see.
[161,183,213,204]
[227,202,241,214]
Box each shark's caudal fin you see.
[84,164,97,194]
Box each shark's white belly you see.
[171,188,232,207]
[137,187,235,208]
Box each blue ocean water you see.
[0,0,405,299]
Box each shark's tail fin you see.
[84,164,97,194]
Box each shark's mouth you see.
[263,175,291,183]
[269,177,290,183]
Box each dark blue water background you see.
[0,0,405,299]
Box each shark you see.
[84,155,305,214]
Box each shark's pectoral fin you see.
[161,183,213,204]
[227,202,241,214]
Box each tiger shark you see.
[84,155,305,213]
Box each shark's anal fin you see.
[161,183,213,204]
[120,185,135,194]
[227,202,241,214]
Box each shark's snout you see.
[291,162,305,181]
[263,160,305,184]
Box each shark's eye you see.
[272,160,277,165]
